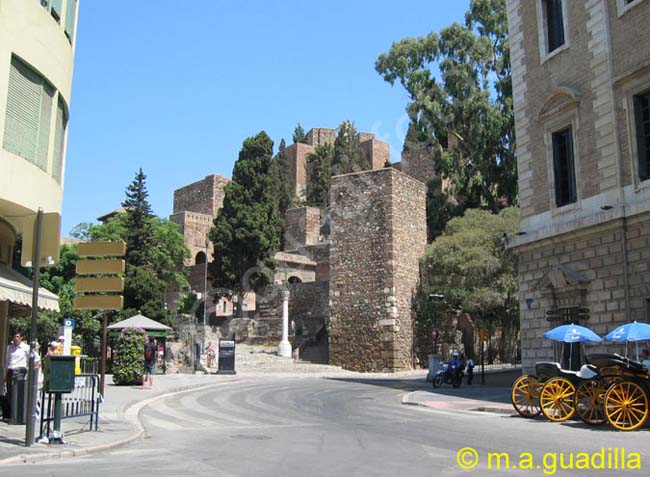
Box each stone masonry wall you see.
[172,174,230,216]
[284,207,321,249]
[329,168,426,372]
[516,213,650,374]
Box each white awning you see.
[0,263,59,311]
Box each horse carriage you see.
[511,322,650,431]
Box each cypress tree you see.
[209,132,282,316]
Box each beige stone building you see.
[507,0,650,371]
[0,0,79,369]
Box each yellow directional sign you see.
[76,259,125,275]
[74,241,126,311]
[73,295,124,311]
[77,241,126,257]
[75,277,124,293]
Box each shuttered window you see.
[51,0,62,22]
[634,91,650,181]
[3,57,54,172]
[64,0,77,43]
[552,127,577,207]
[52,98,68,184]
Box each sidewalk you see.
[402,384,514,415]
[0,373,233,464]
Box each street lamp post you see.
[202,238,209,357]
[427,293,444,382]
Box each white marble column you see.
[277,288,292,358]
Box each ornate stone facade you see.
[329,168,426,372]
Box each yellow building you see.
[0,1,79,368]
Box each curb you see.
[401,391,514,416]
[0,381,228,465]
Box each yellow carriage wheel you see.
[540,377,576,422]
[511,375,542,418]
[574,380,607,425]
[604,381,649,431]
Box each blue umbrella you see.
[544,324,603,343]
[604,321,650,360]
[544,324,602,370]
[604,321,650,342]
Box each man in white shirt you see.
[3,332,31,419]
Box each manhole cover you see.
[230,434,271,440]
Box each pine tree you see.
[209,132,282,316]
[121,168,154,267]
[269,138,296,249]
[306,143,333,209]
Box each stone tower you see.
[328,168,427,372]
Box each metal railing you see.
[39,373,101,438]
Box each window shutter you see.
[2,57,53,172]
[3,59,41,164]
[51,0,63,20]
[65,0,77,42]
[552,133,563,207]
[52,98,68,184]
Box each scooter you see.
[432,361,464,388]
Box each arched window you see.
[288,276,302,284]
[195,251,206,265]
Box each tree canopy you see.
[414,207,520,361]
[376,0,515,238]
[208,131,282,313]
[306,143,334,209]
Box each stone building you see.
[507,0,650,372]
[329,168,427,372]
[286,127,391,198]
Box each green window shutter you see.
[2,57,53,172]
[64,0,77,42]
[51,0,63,21]
[52,98,68,184]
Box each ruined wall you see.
[329,168,426,372]
[286,143,315,198]
[360,138,391,170]
[305,128,337,147]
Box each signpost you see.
[480,328,488,385]
[74,241,125,396]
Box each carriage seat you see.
[534,361,597,380]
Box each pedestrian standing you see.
[466,357,475,385]
[3,332,31,419]
[142,336,157,389]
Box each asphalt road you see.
[5,375,650,476]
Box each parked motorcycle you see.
[432,361,464,388]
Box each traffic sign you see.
[75,277,124,292]
[77,241,126,257]
[63,318,75,328]
[73,295,124,311]
[431,328,438,340]
[480,328,488,341]
[76,259,125,275]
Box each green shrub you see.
[112,327,145,385]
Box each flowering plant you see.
[112,327,145,385]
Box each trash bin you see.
[217,340,236,375]
[9,368,28,425]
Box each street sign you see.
[63,318,75,328]
[75,277,124,292]
[76,259,125,275]
[77,241,126,257]
[480,328,488,341]
[73,295,124,311]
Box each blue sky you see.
[62,0,469,235]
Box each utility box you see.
[217,340,236,374]
[44,356,76,393]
